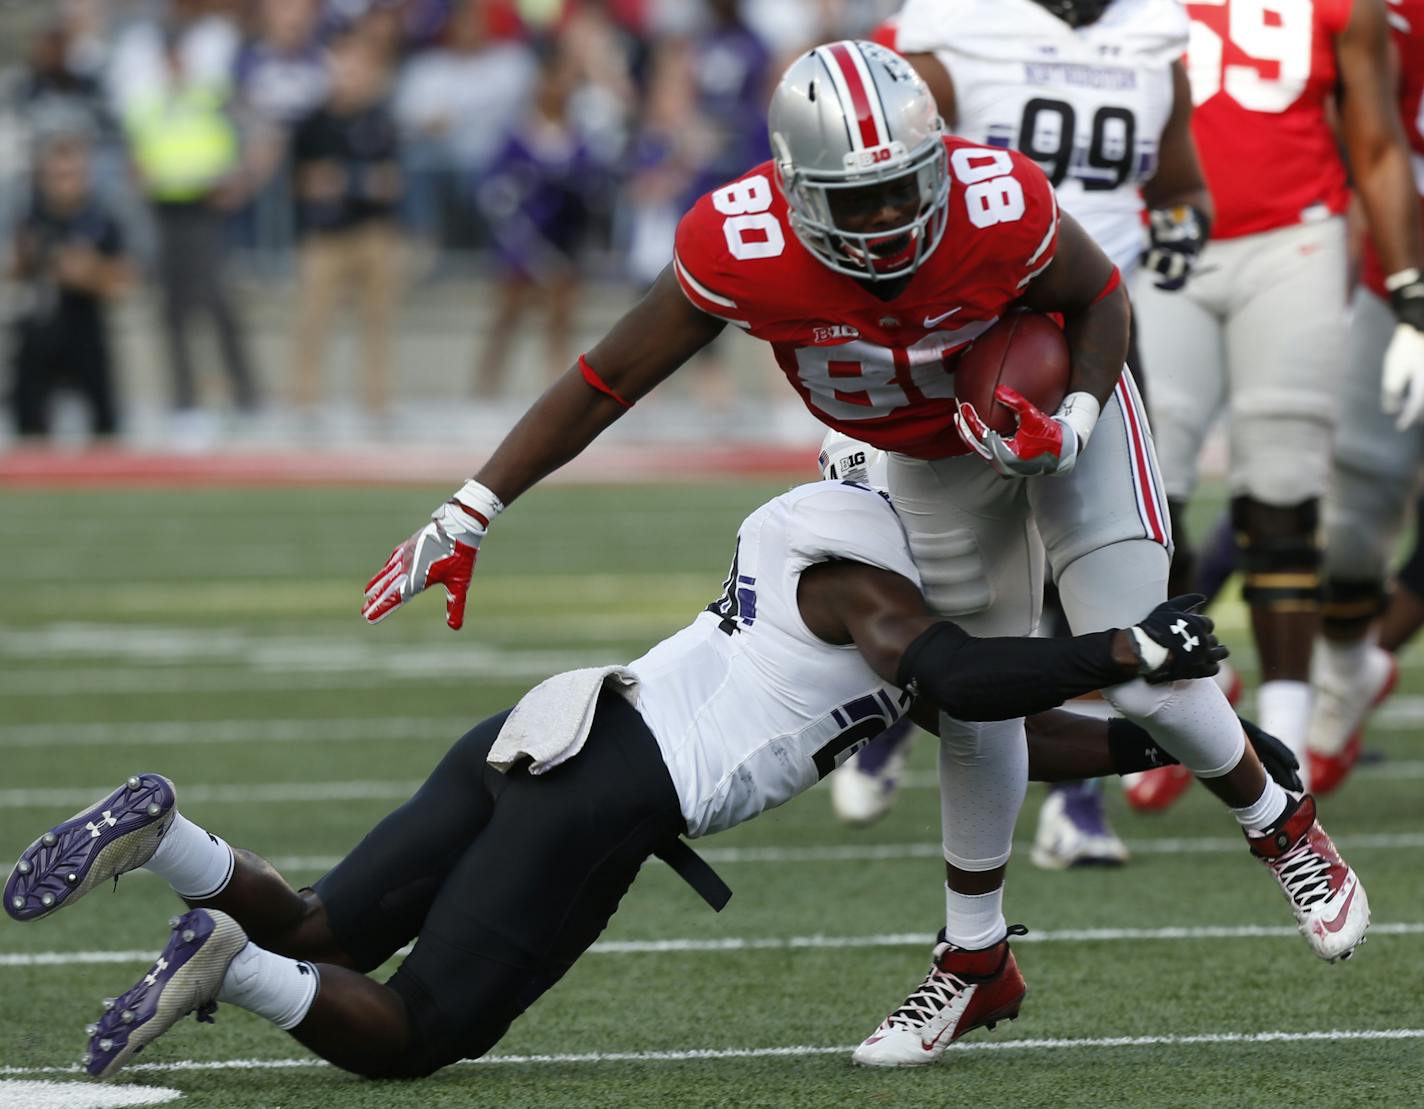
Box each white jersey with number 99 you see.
[895,0,1187,276]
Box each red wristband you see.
[579,354,633,409]
[1089,266,1122,306]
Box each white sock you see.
[144,813,234,899]
[944,884,1007,950]
[218,942,319,1030]
[1256,680,1313,764]
[1230,778,1289,833]
[1318,637,1371,684]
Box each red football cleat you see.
[1308,647,1397,796]
[853,926,1027,1066]
[1124,764,1193,813]
[1246,794,1370,962]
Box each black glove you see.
[1142,205,1208,292]
[1128,593,1229,684]
[1240,716,1303,793]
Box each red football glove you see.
[362,482,502,629]
[954,385,1080,478]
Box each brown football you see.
[953,309,1070,436]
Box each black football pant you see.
[312,691,684,1077]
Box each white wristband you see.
[1054,391,1102,449]
[453,479,505,523]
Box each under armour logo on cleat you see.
[86,812,118,838]
[1170,619,1199,652]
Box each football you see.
[953,309,1070,436]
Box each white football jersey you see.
[896,0,1188,276]
[629,482,920,838]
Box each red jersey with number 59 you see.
[672,137,1059,460]
[1362,0,1424,297]
[1186,0,1354,240]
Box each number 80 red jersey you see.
[672,136,1060,460]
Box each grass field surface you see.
[0,481,1421,1108]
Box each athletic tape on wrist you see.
[1127,626,1169,676]
[1054,390,1101,449]
[452,479,504,528]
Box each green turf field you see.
[1,482,1421,1109]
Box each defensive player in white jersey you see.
[1133,0,1424,786]
[8,481,1246,1079]
[354,41,1368,1064]
[1309,0,1424,792]
[860,0,1216,855]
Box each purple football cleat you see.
[83,908,248,1079]
[4,773,175,922]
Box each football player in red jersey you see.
[1135,0,1424,789]
[1310,0,1424,790]
[362,41,1368,1064]
[867,0,1220,849]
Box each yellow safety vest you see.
[125,84,238,203]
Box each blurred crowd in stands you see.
[1,0,897,444]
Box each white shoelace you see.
[1270,833,1336,910]
[884,962,969,1029]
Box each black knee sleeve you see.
[1231,496,1322,610]
[1321,577,1387,631]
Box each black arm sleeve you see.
[897,621,1131,722]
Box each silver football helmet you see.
[769,40,949,282]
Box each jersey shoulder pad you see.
[781,483,922,589]
[1102,0,1190,61]
[943,139,1060,284]
[673,163,794,329]
[895,0,1021,53]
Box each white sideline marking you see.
[0,718,473,749]
[3,923,1421,968]
[0,1029,1421,1077]
[5,830,1424,871]
[0,1081,183,1107]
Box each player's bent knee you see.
[1101,677,1175,722]
[1231,496,1322,613]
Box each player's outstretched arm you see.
[362,266,726,629]
[1339,0,1424,428]
[1141,60,1213,292]
[798,561,1227,721]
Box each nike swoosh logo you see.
[1322,879,1358,934]
[923,307,962,327]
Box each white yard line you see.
[3,922,1421,968]
[0,718,474,748]
[0,1028,1421,1077]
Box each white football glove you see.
[1383,269,1424,430]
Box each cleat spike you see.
[121,1009,135,1024]
[10,896,23,911]
[40,892,54,907]
[81,1053,93,1067]
[168,916,182,929]
[146,802,162,817]
[16,859,31,875]
[41,832,57,847]
[66,872,78,885]
[85,1023,99,1035]
[127,775,141,789]
[181,929,196,943]
[99,1038,113,1052]
[986,1021,996,1031]
[101,997,117,1011]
